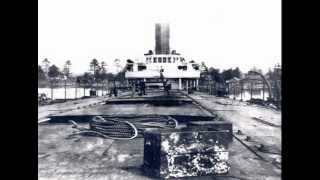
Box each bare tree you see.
[63,60,72,101]
[90,59,99,78]
[100,61,108,95]
[101,61,107,73]
[63,60,72,76]
[42,58,51,76]
[88,59,100,96]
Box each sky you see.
[38,0,281,75]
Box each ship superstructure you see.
[125,23,200,90]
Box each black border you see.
[3,0,38,179]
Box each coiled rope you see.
[69,115,178,140]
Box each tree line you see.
[199,62,242,84]
[199,62,281,84]
[38,58,125,88]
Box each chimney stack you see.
[155,23,170,54]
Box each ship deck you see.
[38,90,281,180]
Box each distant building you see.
[125,23,200,90]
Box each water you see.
[38,88,107,100]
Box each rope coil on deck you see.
[69,115,178,140]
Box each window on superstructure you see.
[138,65,146,71]
[168,57,171,63]
[158,57,162,63]
[163,57,166,63]
[154,57,157,63]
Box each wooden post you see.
[212,83,214,95]
[186,80,189,94]
[101,82,103,96]
[193,80,195,89]
[75,82,77,99]
[240,82,243,101]
[64,79,67,102]
[250,82,253,100]
[132,81,135,97]
[234,83,236,100]
[103,81,106,96]
[51,81,53,100]
[196,79,199,91]
[100,84,102,96]
[209,80,211,95]
[262,82,265,101]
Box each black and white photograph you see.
[38,0,281,179]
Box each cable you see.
[69,115,178,140]
[213,175,248,180]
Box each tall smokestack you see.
[155,23,170,54]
